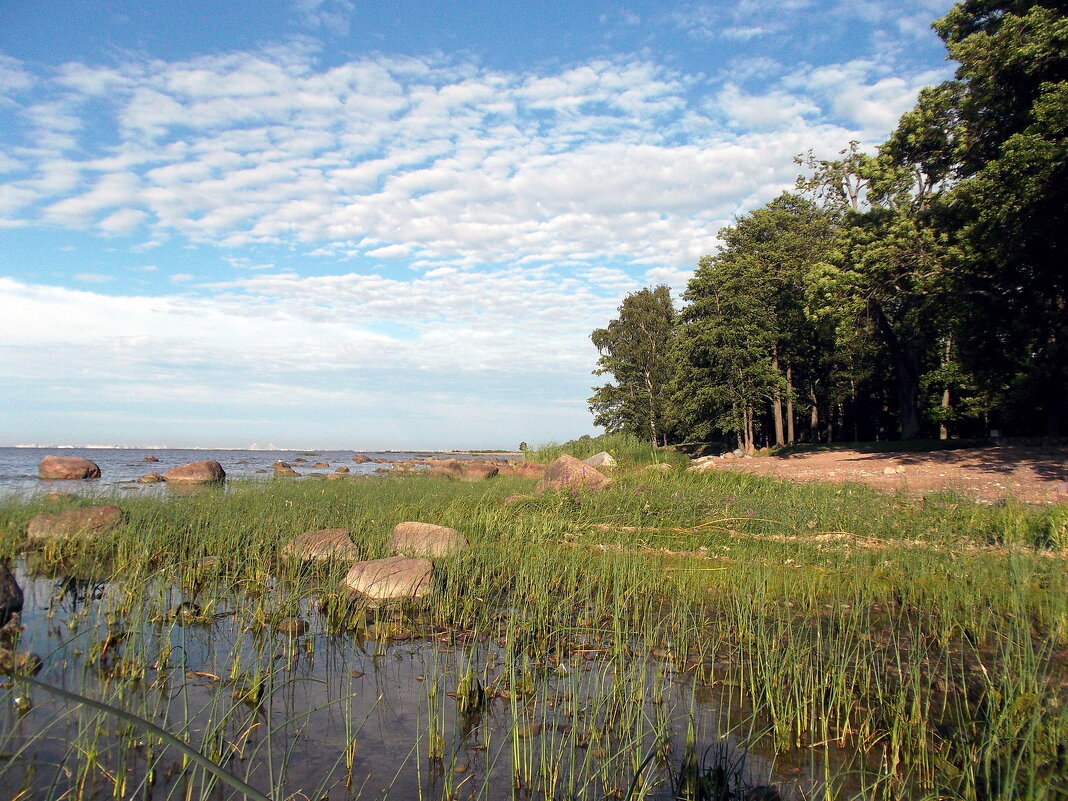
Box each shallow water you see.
[0,448,516,498]
[0,559,824,801]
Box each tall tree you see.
[932,0,1068,433]
[588,286,677,445]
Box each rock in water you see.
[163,460,226,484]
[0,562,23,627]
[389,522,469,557]
[583,451,617,471]
[339,556,433,602]
[352,454,372,463]
[281,529,361,562]
[26,505,124,540]
[534,455,611,493]
[38,455,101,480]
[138,472,164,483]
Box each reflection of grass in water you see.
[0,465,1066,799]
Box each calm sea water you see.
[0,447,502,497]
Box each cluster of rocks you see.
[689,450,753,472]
[37,455,227,486]
[281,520,470,604]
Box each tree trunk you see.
[870,301,922,439]
[809,386,820,442]
[771,347,785,447]
[786,364,795,445]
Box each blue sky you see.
[0,0,956,449]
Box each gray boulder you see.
[339,556,433,602]
[27,505,124,541]
[389,522,469,557]
[583,451,617,471]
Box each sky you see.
[0,0,957,450]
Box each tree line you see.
[589,0,1067,450]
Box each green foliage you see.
[588,286,677,445]
[524,432,687,468]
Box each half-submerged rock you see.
[281,529,361,562]
[26,505,124,541]
[164,460,225,484]
[38,455,101,480]
[534,455,611,493]
[389,522,469,557]
[339,556,432,602]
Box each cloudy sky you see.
[0,0,956,449]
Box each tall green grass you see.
[0,467,1065,799]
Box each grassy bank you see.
[1,464,1066,799]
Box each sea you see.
[0,446,511,498]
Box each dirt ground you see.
[692,445,1068,505]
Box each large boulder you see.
[26,505,124,541]
[429,459,499,481]
[339,556,433,602]
[352,454,372,464]
[534,455,611,493]
[497,461,549,479]
[389,522,469,557]
[164,460,225,484]
[0,562,23,627]
[584,451,618,471]
[281,529,361,562]
[38,455,101,480]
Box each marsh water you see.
[0,556,827,801]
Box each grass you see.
[0,462,1066,800]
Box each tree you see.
[588,286,677,445]
[932,0,1068,433]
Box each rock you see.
[138,472,164,484]
[642,463,673,472]
[141,455,160,463]
[352,454,372,463]
[534,455,611,494]
[313,462,330,468]
[27,505,124,540]
[389,522,469,557]
[276,617,309,637]
[339,556,433,602]
[430,459,499,481]
[273,466,301,477]
[271,461,291,469]
[164,460,225,484]
[292,458,308,463]
[583,451,617,471]
[42,491,77,503]
[373,467,392,473]
[281,529,361,562]
[335,466,350,474]
[497,461,548,478]
[38,455,101,480]
[0,562,23,627]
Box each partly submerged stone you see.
[534,455,611,494]
[26,505,124,541]
[583,451,618,471]
[138,472,164,483]
[339,556,433,603]
[38,455,101,480]
[389,521,469,557]
[164,460,225,484]
[281,529,361,562]
[352,454,372,463]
